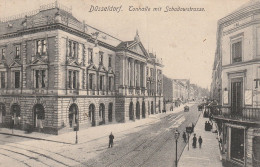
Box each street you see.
[0,103,201,167]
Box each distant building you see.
[0,2,163,134]
[212,1,260,166]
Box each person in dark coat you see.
[192,134,197,148]
[182,132,187,143]
[198,136,203,148]
[108,132,114,148]
[192,123,195,133]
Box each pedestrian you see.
[192,123,195,133]
[192,134,197,148]
[182,132,187,143]
[198,136,203,148]
[108,132,114,148]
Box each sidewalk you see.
[178,112,222,167]
[0,103,194,145]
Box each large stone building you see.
[0,2,163,134]
[211,0,260,166]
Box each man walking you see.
[198,136,203,148]
[182,132,187,143]
[192,134,197,148]
[108,132,114,148]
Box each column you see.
[138,62,141,87]
[125,57,128,87]
[143,64,147,88]
[131,59,135,87]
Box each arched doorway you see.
[11,104,21,125]
[99,103,105,124]
[142,101,145,118]
[136,102,140,119]
[69,104,78,128]
[108,103,113,122]
[33,104,45,128]
[129,102,134,120]
[0,103,6,124]
[151,101,154,114]
[89,104,95,126]
[159,100,161,113]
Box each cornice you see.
[0,23,117,51]
[222,59,260,69]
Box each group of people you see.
[182,131,203,149]
[192,134,203,148]
[205,121,212,131]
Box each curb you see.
[0,132,72,145]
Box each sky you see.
[0,0,250,89]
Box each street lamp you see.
[174,129,180,167]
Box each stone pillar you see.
[137,62,140,87]
[143,64,147,88]
[125,57,128,87]
[131,59,135,87]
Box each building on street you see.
[0,1,163,134]
[211,0,260,166]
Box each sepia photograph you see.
[0,0,259,166]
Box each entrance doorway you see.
[0,103,6,124]
[136,102,140,119]
[99,103,105,124]
[11,104,21,125]
[33,104,45,128]
[142,101,145,118]
[108,103,113,122]
[129,102,134,120]
[231,78,243,114]
[151,101,154,114]
[89,104,95,126]
[69,104,78,128]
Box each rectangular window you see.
[109,56,112,67]
[1,48,5,60]
[146,67,149,76]
[35,70,46,88]
[150,68,153,77]
[68,71,72,89]
[42,70,46,88]
[100,75,103,90]
[15,46,20,59]
[35,70,39,88]
[73,71,77,89]
[1,72,5,88]
[14,71,20,88]
[36,39,46,56]
[68,41,78,58]
[89,74,93,90]
[73,42,77,58]
[109,76,112,91]
[99,52,103,65]
[88,49,93,63]
[69,41,72,57]
[232,41,242,63]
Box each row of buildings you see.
[210,0,260,166]
[163,75,208,104]
[0,2,164,134]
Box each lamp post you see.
[174,129,180,167]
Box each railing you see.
[0,1,72,23]
[212,105,260,122]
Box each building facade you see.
[0,2,163,134]
[212,1,260,166]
